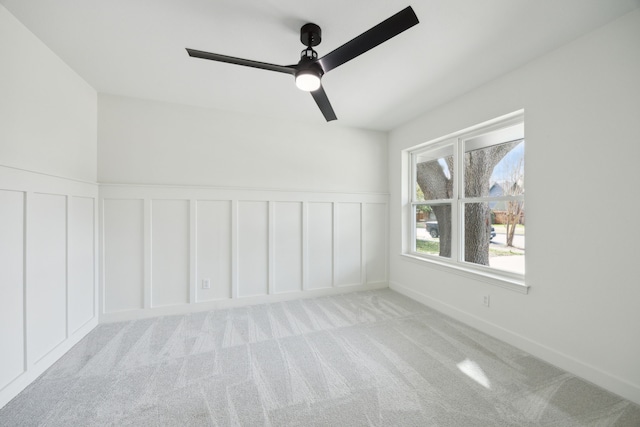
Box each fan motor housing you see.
[300,23,322,47]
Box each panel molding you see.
[150,199,190,307]
[99,182,389,198]
[231,200,239,300]
[27,192,68,364]
[332,202,338,288]
[100,183,388,202]
[335,202,363,287]
[101,199,144,313]
[189,199,197,305]
[99,184,388,320]
[0,190,25,391]
[65,195,70,341]
[68,196,95,335]
[268,201,275,296]
[143,198,152,309]
[237,200,269,298]
[0,165,98,409]
[195,200,232,302]
[273,201,303,295]
[301,202,309,291]
[360,202,366,285]
[307,202,333,291]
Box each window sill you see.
[400,253,529,294]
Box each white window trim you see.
[405,111,528,293]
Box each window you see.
[409,112,525,284]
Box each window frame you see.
[406,111,527,292]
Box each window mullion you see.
[464,195,524,204]
[411,204,416,252]
[410,152,417,203]
[413,200,454,206]
[452,138,464,263]
[410,153,417,252]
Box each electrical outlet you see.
[483,295,490,307]
[202,279,211,289]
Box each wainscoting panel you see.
[364,203,387,284]
[237,201,269,298]
[307,202,333,290]
[99,185,388,322]
[0,166,98,409]
[151,200,190,307]
[103,199,144,312]
[68,196,96,333]
[335,202,362,287]
[0,190,25,390]
[273,202,302,294]
[196,200,232,302]
[27,193,67,363]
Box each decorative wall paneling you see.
[100,185,388,322]
[0,166,98,408]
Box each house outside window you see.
[409,112,525,285]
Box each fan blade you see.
[311,85,337,122]
[318,6,419,73]
[186,48,296,75]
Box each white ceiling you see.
[3,0,639,131]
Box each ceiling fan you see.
[186,6,419,122]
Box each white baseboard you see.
[0,317,98,409]
[389,281,640,406]
[100,282,389,323]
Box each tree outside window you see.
[410,115,524,277]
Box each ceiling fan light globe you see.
[295,73,321,92]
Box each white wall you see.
[98,94,387,193]
[388,9,640,405]
[98,95,389,321]
[0,7,96,182]
[0,5,98,408]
